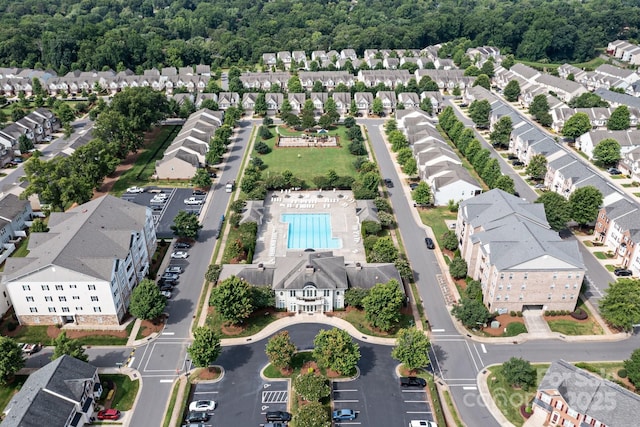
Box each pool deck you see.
[253,190,367,264]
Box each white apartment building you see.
[2,195,156,326]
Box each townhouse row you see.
[0,108,59,167]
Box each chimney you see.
[305,265,314,274]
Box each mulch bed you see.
[301,360,341,379]
[137,319,164,338]
[482,314,525,337]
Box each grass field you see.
[547,318,602,335]
[99,374,139,411]
[205,308,283,338]
[337,309,414,338]
[256,125,358,184]
[112,125,180,194]
[515,56,607,71]
[417,207,458,247]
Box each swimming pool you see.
[281,213,342,250]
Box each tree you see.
[391,327,431,372]
[0,337,24,384]
[569,186,603,226]
[18,135,34,153]
[265,331,297,370]
[191,168,212,189]
[420,97,433,114]
[451,298,491,328]
[412,182,431,206]
[624,348,640,386]
[187,327,221,368]
[535,192,571,231]
[254,93,267,116]
[502,55,515,70]
[482,158,502,188]
[345,288,370,308]
[294,401,331,427]
[324,97,339,123]
[473,74,491,90]
[489,116,513,149]
[600,278,640,331]
[502,357,536,390]
[294,372,331,401]
[561,112,592,139]
[370,237,399,263]
[287,76,303,93]
[480,60,495,78]
[442,230,458,251]
[56,102,76,124]
[449,256,468,279]
[503,80,521,102]
[372,98,384,116]
[592,138,621,167]
[313,328,360,375]
[388,130,409,151]
[300,99,316,129]
[52,332,88,362]
[526,154,547,181]
[128,279,167,320]
[568,92,609,108]
[170,211,203,239]
[211,276,254,325]
[529,94,550,123]
[493,175,515,194]
[362,280,405,332]
[30,218,49,232]
[468,99,491,128]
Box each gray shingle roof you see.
[539,360,640,427]
[3,195,149,282]
[594,88,640,109]
[2,355,97,427]
[0,194,28,222]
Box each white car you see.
[189,400,216,412]
[165,266,183,274]
[171,251,188,259]
[184,197,204,205]
[409,421,437,427]
[160,290,172,299]
[126,186,145,193]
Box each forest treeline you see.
[0,0,638,73]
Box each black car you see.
[409,182,419,190]
[158,278,177,287]
[607,168,622,175]
[151,205,163,211]
[400,376,427,388]
[425,237,435,249]
[192,189,207,196]
[384,178,394,188]
[209,172,217,178]
[185,411,210,423]
[159,283,174,292]
[614,268,633,277]
[512,160,525,166]
[174,242,191,249]
[507,154,519,160]
[265,411,292,422]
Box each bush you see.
[510,311,516,317]
[618,369,628,378]
[449,257,468,279]
[255,141,271,154]
[517,311,523,317]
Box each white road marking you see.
[481,344,487,353]
[194,391,219,395]
[162,332,175,336]
[431,328,445,332]
[127,357,135,366]
[333,400,359,403]
[463,386,478,390]
[159,379,173,383]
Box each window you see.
[88,285,96,290]
[508,273,513,280]
[550,284,555,289]
[498,285,503,290]
[289,290,295,297]
[91,296,99,302]
[75,307,83,311]
[26,296,34,302]
[55,285,63,291]
[48,307,56,313]
[69,285,77,289]
[73,296,80,300]
[59,296,67,302]
[93,307,102,313]
[565,284,570,289]
[500,273,504,279]
[62,307,70,313]
[554,401,563,410]
[44,296,53,302]
[324,290,330,297]
[29,307,38,313]
[22,285,30,291]
[547,294,552,300]
[41,285,49,291]
[553,272,558,279]
[562,294,566,300]
[523,273,528,279]
[521,284,526,290]
[567,273,572,279]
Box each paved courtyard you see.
[253,190,367,264]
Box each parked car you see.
[209,172,217,178]
[192,189,207,196]
[409,421,437,427]
[424,237,435,250]
[400,376,427,388]
[165,266,183,274]
[150,196,167,203]
[185,411,210,423]
[174,242,191,249]
[151,205,163,211]
[159,284,174,292]
[97,409,121,420]
[459,102,468,108]
[171,251,188,259]
[332,409,356,421]
[184,197,204,205]
[265,411,292,422]
[263,423,285,427]
[409,182,419,190]
[126,186,145,193]
[608,167,622,175]
[511,160,524,166]
[189,400,216,412]
[534,183,546,189]
[384,178,394,188]
[507,154,519,160]
[160,290,172,299]
[20,343,41,355]
[161,273,179,281]
[614,268,633,277]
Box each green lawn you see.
[515,56,606,71]
[3,325,50,343]
[11,236,30,258]
[417,206,458,247]
[337,308,413,338]
[205,308,283,338]
[486,365,548,427]
[593,251,607,260]
[547,318,603,335]
[99,374,139,411]
[256,125,358,184]
[111,125,180,194]
[0,375,27,413]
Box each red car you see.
[97,409,121,420]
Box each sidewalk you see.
[476,367,516,427]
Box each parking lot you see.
[332,382,363,425]
[121,187,206,238]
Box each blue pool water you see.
[281,213,342,249]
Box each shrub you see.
[255,141,271,154]
[618,369,628,378]
[510,311,516,317]
[517,311,523,317]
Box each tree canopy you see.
[535,191,571,231]
[313,328,360,375]
[52,332,88,362]
[265,331,297,370]
[525,154,547,181]
[210,276,254,325]
[592,138,621,167]
[607,105,631,130]
[502,357,536,390]
[362,280,405,332]
[129,279,167,320]
[0,337,24,384]
[503,80,521,102]
[391,327,431,372]
[171,211,203,240]
[562,113,592,140]
[569,186,603,226]
[600,278,640,331]
[187,327,221,368]
[469,99,491,129]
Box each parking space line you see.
[194,391,219,395]
[407,411,432,414]
[401,389,427,393]
[333,389,358,392]
[404,400,428,403]
[333,400,359,403]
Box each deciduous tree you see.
[449,256,468,279]
[561,112,592,139]
[529,95,550,124]
[489,116,512,149]
[503,80,521,102]
[473,74,491,90]
[451,298,491,328]
[129,279,167,320]
[412,182,431,206]
[265,331,297,370]
[391,327,431,372]
[569,186,603,226]
[535,192,571,231]
[210,276,254,325]
[600,278,640,331]
[592,138,621,167]
[187,327,221,368]
[468,99,491,129]
[191,168,212,189]
[170,211,203,239]
[294,372,331,401]
[493,175,515,194]
[526,154,547,180]
[363,280,405,332]
[0,337,24,384]
[52,332,88,362]
[313,328,360,375]
[369,236,399,263]
[624,348,640,386]
[294,401,331,427]
[502,357,536,390]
